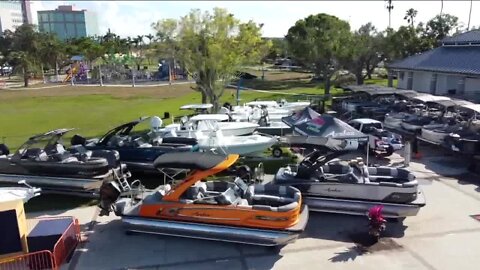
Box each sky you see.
[30,1,479,38]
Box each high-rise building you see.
[0,0,27,33]
[37,5,100,40]
[20,0,32,25]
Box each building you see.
[37,5,99,40]
[388,30,480,101]
[0,0,28,33]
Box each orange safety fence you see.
[0,217,81,270]
[0,250,55,270]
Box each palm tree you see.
[404,8,418,28]
[145,34,154,44]
[467,0,473,30]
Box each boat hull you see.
[304,190,425,218]
[121,205,308,246]
[420,126,449,145]
[0,171,116,197]
[198,135,277,155]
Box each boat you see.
[164,114,259,137]
[282,107,368,149]
[273,140,425,218]
[98,152,309,246]
[0,129,131,196]
[400,99,472,134]
[444,104,480,154]
[76,117,199,174]
[384,94,451,131]
[193,123,278,155]
[418,100,475,144]
[0,180,41,203]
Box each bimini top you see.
[154,152,237,170]
[189,114,229,122]
[412,94,450,103]
[28,128,75,141]
[180,104,214,110]
[459,104,480,114]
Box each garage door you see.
[465,78,480,95]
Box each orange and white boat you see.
[98,152,309,246]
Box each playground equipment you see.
[63,62,88,83]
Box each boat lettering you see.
[255,216,289,221]
[326,188,341,193]
[193,211,210,217]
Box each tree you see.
[286,13,351,103]
[38,33,65,82]
[155,8,269,110]
[9,24,41,87]
[404,8,418,28]
[424,14,459,44]
[152,18,180,80]
[341,23,383,85]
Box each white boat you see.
[230,105,291,122]
[164,114,259,137]
[193,122,277,155]
[246,100,311,112]
[0,180,41,203]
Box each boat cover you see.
[282,107,368,141]
[153,152,228,170]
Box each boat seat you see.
[69,145,93,162]
[215,188,240,205]
[321,164,352,174]
[367,167,415,181]
[183,185,207,200]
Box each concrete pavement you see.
[30,150,480,270]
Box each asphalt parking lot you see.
[30,146,480,270]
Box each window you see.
[65,13,74,22]
[39,13,49,22]
[41,23,50,32]
[75,13,85,22]
[400,72,405,80]
[66,23,76,37]
[76,24,86,37]
[53,13,64,22]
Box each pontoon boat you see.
[0,129,131,196]
[273,142,425,218]
[98,152,309,246]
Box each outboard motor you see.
[98,180,122,216]
[0,143,10,156]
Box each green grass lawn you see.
[0,74,390,149]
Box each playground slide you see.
[63,67,78,83]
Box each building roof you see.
[388,46,480,76]
[441,30,480,45]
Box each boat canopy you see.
[282,107,368,141]
[154,152,236,170]
[180,104,214,110]
[412,94,450,103]
[28,128,75,141]
[189,114,230,122]
[459,104,480,114]
[426,99,473,108]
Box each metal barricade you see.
[0,217,80,270]
[0,250,56,270]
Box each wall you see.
[0,1,24,32]
[412,71,431,93]
[397,71,408,89]
[465,77,480,96]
